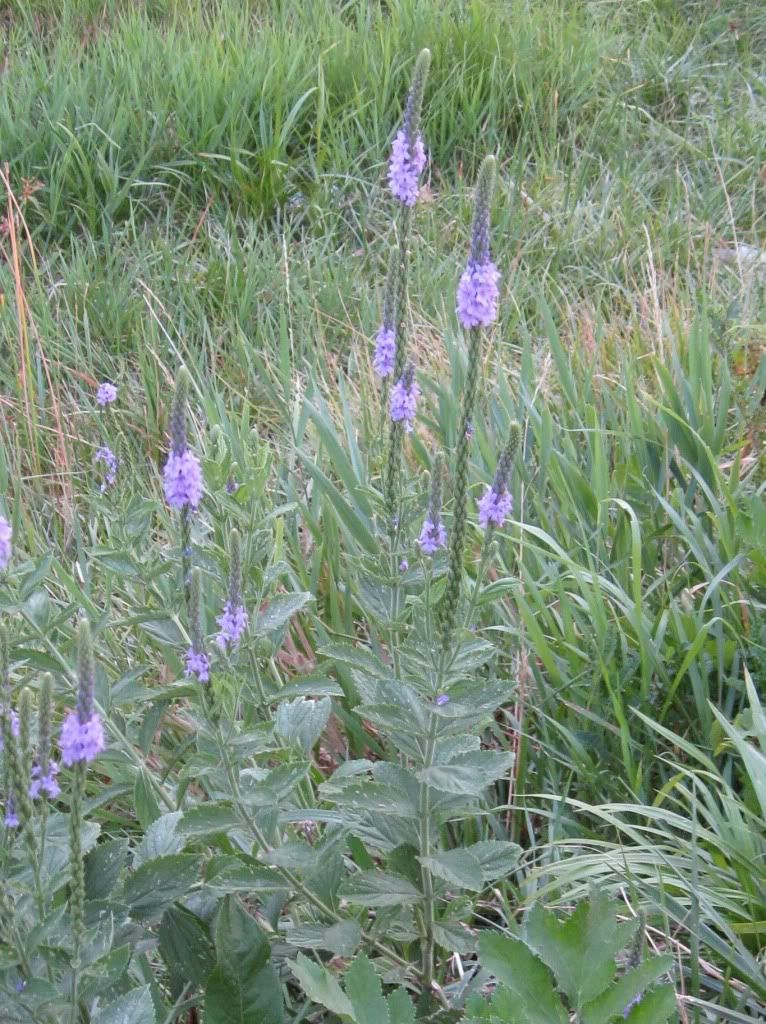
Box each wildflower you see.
[373,326,396,378]
[440,156,498,653]
[418,453,447,555]
[96,382,117,406]
[418,517,447,554]
[478,422,520,531]
[0,708,19,750]
[60,621,105,766]
[457,259,501,329]
[60,712,105,766]
[4,796,19,828]
[390,365,420,433]
[226,477,238,495]
[435,694,450,706]
[399,558,409,572]
[94,446,118,493]
[185,647,210,683]
[163,449,203,510]
[388,130,427,207]
[215,602,248,652]
[29,760,61,800]
[0,516,11,570]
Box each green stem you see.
[418,710,439,989]
[69,761,86,1024]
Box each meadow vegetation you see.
[0,0,765,1021]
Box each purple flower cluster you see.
[185,647,210,683]
[164,450,203,509]
[0,515,11,570]
[29,760,61,800]
[4,796,18,829]
[215,602,248,652]
[390,370,421,433]
[373,326,396,378]
[456,260,501,329]
[478,486,513,529]
[94,446,118,493]
[60,711,105,766]
[96,382,117,406]
[388,130,427,206]
[0,708,19,749]
[418,516,447,555]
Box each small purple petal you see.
[457,260,501,329]
[185,647,210,683]
[434,694,450,706]
[388,130,427,206]
[96,382,118,406]
[215,602,249,652]
[60,711,105,765]
[390,374,421,433]
[373,326,396,378]
[0,516,11,570]
[163,450,203,510]
[418,516,447,555]
[478,487,512,529]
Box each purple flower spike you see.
[4,796,19,829]
[388,130,427,206]
[29,760,61,800]
[418,516,447,555]
[435,694,450,706]
[164,450,203,510]
[215,602,248,653]
[185,647,210,683]
[457,260,501,329]
[94,446,118,493]
[373,326,396,378]
[390,368,421,433]
[60,711,105,765]
[478,487,513,529]
[0,708,19,750]
[0,516,11,570]
[96,382,117,406]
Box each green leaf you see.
[205,855,287,894]
[133,769,162,829]
[340,871,422,907]
[479,932,568,1024]
[275,696,331,752]
[84,839,128,901]
[255,592,313,634]
[345,955,389,1024]
[386,989,416,1024]
[420,850,483,891]
[624,985,678,1023]
[159,906,215,984]
[467,841,522,882]
[122,855,202,921]
[524,891,633,1010]
[133,812,183,867]
[291,953,355,1020]
[286,921,362,957]
[418,751,513,795]
[206,896,284,1024]
[92,986,156,1024]
[177,803,240,840]
[582,957,674,1024]
[79,945,131,1003]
